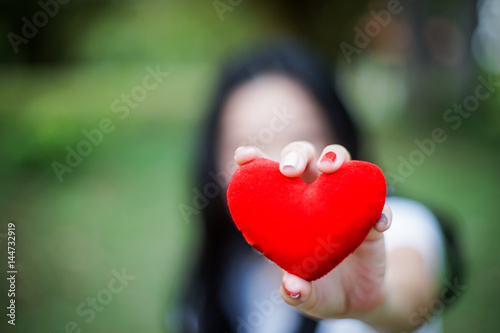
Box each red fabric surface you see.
[227,158,386,281]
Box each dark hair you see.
[178,39,360,333]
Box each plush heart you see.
[227,158,386,281]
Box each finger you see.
[365,204,393,241]
[280,273,313,306]
[316,144,352,174]
[281,272,341,318]
[374,204,392,232]
[234,146,269,166]
[279,141,319,183]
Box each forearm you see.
[356,247,436,332]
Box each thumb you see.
[280,271,346,319]
[280,273,314,306]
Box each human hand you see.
[234,141,392,320]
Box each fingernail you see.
[235,146,256,157]
[282,152,299,169]
[320,151,337,164]
[283,284,301,299]
[283,276,304,301]
[377,213,388,227]
[235,147,247,155]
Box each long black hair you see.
[178,38,360,333]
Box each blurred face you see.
[217,74,335,178]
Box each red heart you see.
[227,158,386,281]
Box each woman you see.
[177,39,460,333]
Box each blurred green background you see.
[0,0,499,332]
